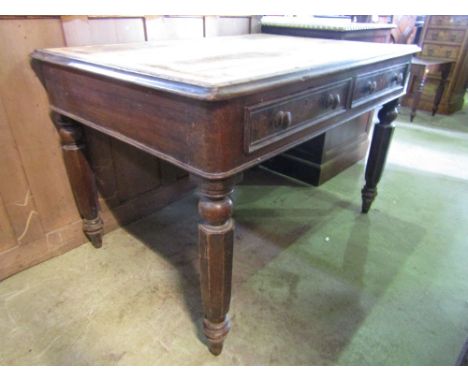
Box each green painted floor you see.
[0,104,467,365]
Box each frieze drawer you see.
[244,79,352,153]
[352,64,409,107]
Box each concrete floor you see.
[1,105,467,365]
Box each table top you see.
[32,34,419,100]
[411,56,455,67]
[261,16,396,31]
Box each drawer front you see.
[430,16,468,27]
[352,64,409,107]
[427,28,466,43]
[244,79,351,153]
[422,43,460,60]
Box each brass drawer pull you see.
[366,80,378,93]
[322,93,341,109]
[273,110,292,129]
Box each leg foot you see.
[361,186,377,214]
[204,317,231,356]
[198,177,236,355]
[83,217,104,248]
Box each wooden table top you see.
[411,56,455,67]
[32,34,419,100]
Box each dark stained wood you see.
[60,15,170,208]
[197,176,236,355]
[110,139,162,204]
[244,79,352,153]
[361,99,400,213]
[31,36,418,354]
[32,54,413,181]
[262,25,393,43]
[258,23,398,186]
[262,112,373,186]
[51,112,103,248]
[30,35,419,101]
[352,64,408,107]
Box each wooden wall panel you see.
[0,195,16,252]
[205,16,251,37]
[61,16,146,45]
[88,17,146,44]
[145,16,204,40]
[249,16,262,34]
[0,19,75,234]
[0,98,44,246]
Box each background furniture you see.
[261,16,394,42]
[402,15,468,114]
[260,17,394,186]
[409,57,454,121]
[32,34,418,355]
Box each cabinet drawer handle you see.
[273,110,292,129]
[322,93,341,109]
[392,72,404,84]
[366,80,378,93]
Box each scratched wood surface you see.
[0,15,256,280]
[36,34,419,91]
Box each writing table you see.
[31,34,419,355]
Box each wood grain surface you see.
[32,34,420,99]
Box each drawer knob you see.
[392,72,404,84]
[322,93,341,109]
[273,110,292,129]
[366,80,378,93]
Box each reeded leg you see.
[410,70,427,122]
[432,63,451,116]
[361,99,400,213]
[197,177,236,355]
[51,112,103,247]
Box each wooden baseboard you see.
[0,178,195,281]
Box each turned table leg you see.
[361,99,400,213]
[197,177,236,355]
[410,69,427,122]
[51,112,103,247]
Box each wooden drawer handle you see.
[392,72,404,84]
[366,80,378,93]
[273,110,292,129]
[322,93,341,109]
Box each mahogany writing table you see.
[31,34,419,355]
